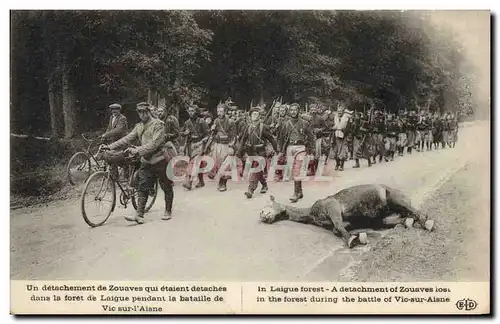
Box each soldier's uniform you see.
[209,105,236,191]
[415,116,428,152]
[352,112,372,168]
[371,112,386,163]
[278,104,314,203]
[432,115,443,149]
[384,115,397,161]
[107,102,173,223]
[406,112,417,154]
[237,108,277,198]
[310,110,328,173]
[425,116,434,151]
[267,108,289,181]
[182,108,209,190]
[396,115,408,156]
[450,116,459,148]
[331,108,350,171]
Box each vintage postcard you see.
[9,9,491,315]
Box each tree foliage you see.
[10,10,478,137]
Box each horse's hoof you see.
[347,235,357,248]
[270,195,275,201]
[424,220,435,231]
[405,218,414,228]
[358,232,368,244]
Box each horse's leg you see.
[384,187,434,231]
[322,201,361,248]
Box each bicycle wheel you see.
[131,177,159,213]
[81,171,116,227]
[67,152,92,186]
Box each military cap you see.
[136,102,151,111]
[249,107,261,114]
[109,103,122,110]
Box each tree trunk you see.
[48,78,63,137]
[62,59,78,138]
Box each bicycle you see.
[66,133,104,186]
[80,145,159,227]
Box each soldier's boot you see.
[161,188,173,221]
[379,154,383,163]
[219,178,228,192]
[259,180,268,194]
[339,159,345,171]
[195,173,205,188]
[367,158,372,167]
[244,190,254,199]
[245,179,258,199]
[353,158,360,168]
[289,181,303,203]
[334,159,339,170]
[182,177,193,191]
[372,156,376,164]
[407,147,412,154]
[125,192,146,224]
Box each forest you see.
[11,10,477,139]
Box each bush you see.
[10,135,88,198]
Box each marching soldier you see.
[157,106,180,151]
[450,113,459,148]
[237,107,277,199]
[406,111,417,154]
[309,103,328,173]
[331,102,351,171]
[209,102,236,191]
[396,113,408,156]
[371,110,386,164]
[278,103,314,203]
[181,104,209,190]
[432,112,443,150]
[384,113,397,161]
[352,111,372,168]
[425,112,434,151]
[415,111,426,152]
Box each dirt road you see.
[10,122,489,281]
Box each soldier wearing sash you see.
[331,102,351,171]
[278,103,314,203]
[371,110,386,164]
[396,113,408,156]
[384,113,397,161]
[309,103,328,173]
[352,111,372,168]
[181,104,209,190]
[406,111,417,154]
[209,103,236,192]
[237,108,277,199]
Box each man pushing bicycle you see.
[102,102,174,224]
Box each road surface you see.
[10,122,489,281]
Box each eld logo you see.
[456,298,478,311]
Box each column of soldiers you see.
[149,99,460,206]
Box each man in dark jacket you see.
[237,107,277,199]
[101,103,128,142]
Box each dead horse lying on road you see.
[260,184,435,248]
